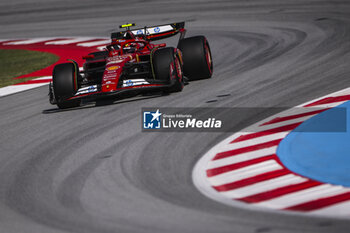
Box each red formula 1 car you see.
[49,22,213,109]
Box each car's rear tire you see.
[52,63,81,109]
[178,36,213,80]
[152,47,184,93]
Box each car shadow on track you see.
[42,93,166,114]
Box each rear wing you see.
[111,22,185,41]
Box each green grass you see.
[0,49,59,88]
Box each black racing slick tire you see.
[52,63,81,109]
[152,47,184,93]
[178,36,213,80]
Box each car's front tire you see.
[152,47,184,93]
[52,63,81,109]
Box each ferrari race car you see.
[49,22,213,109]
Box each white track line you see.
[207,146,278,169]
[310,199,350,216]
[208,160,283,186]
[33,76,52,80]
[305,101,349,108]
[0,82,48,97]
[252,118,310,133]
[221,174,307,198]
[45,37,96,45]
[0,76,52,97]
[4,38,54,45]
[0,39,13,43]
[217,132,288,153]
[77,39,110,47]
[255,184,348,209]
[299,87,350,107]
[259,112,321,127]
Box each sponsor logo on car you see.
[122,79,150,88]
[125,80,133,87]
[108,57,124,62]
[75,85,98,95]
[107,66,120,71]
[154,27,160,33]
[103,74,116,79]
[107,60,123,64]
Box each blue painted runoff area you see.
[277,102,350,187]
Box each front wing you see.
[67,80,173,101]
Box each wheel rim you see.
[175,57,183,82]
[204,41,213,74]
[169,62,175,80]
